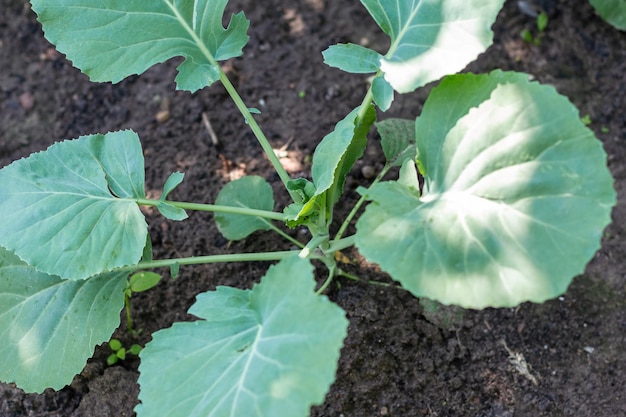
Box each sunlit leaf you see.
[0,130,147,280]
[136,256,348,417]
[215,176,275,240]
[30,0,250,92]
[360,0,505,93]
[356,71,615,308]
[0,247,126,392]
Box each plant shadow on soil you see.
[1,0,625,416]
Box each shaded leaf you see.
[136,256,348,417]
[377,118,416,167]
[589,0,626,30]
[215,176,275,240]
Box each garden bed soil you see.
[1,0,625,416]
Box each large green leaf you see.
[359,0,505,93]
[0,247,127,393]
[30,0,250,92]
[136,256,348,417]
[0,130,148,280]
[215,176,276,240]
[356,71,616,308]
[589,0,626,30]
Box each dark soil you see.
[1,0,625,416]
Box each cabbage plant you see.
[0,1,616,416]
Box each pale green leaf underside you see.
[322,43,382,73]
[356,71,615,308]
[0,130,147,280]
[360,0,505,93]
[0,247,126,393]
[136,256,348,417]
[589,0,626,30]
[30,0,250,92]
[215,176,275,240]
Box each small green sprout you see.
[521,11,549,45]
[107,338,142,366]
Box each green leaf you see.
[309,105,376,217]
[0,247,126,392]
[322,43,382,73]
[136,256,348,417]
[589,0,626,30]
[141,235,153,263]
[156,201,189,221]
[377,118,417,167]
[169,262,180,280]
[0,130,148,280]
[371,75,394,111]
[107,354,119,366]
[356,71,616,308]
[215,176,275,240]
[398,159,420,192]
[30,0,250,92]
[109,339,123,352]
[129,272,162,293]
[116,348,126,360]
[161,171,185,201]
[360,0,505,93]
[284,106,377,227]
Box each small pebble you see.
[19,92,34,110]
[361,165,376,179]
[156,109,170,123]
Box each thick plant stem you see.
[219,71,298,200]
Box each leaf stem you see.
[219,72,297,200]
[315,262,337,295]
[335,164,390,240]
[338,269,402,289]
[136,198,286,221]
[125,250,318,272]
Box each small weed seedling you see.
[0,1,616,416]
[107,338,142,367]
[521,11,549,45]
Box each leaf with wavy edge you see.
[356,71,615,308]
[360,0,505,93]
[136,256,348,417]
[30,0,250,92]
[0,130,147,280]
[0,247,126,393]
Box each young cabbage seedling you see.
[0,1,615,416]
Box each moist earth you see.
[1,0,625,416]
